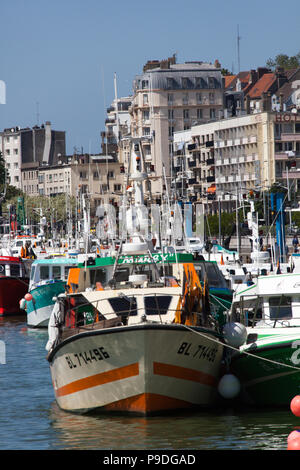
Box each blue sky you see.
[0,0,300,155]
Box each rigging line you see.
[182,323,300,371]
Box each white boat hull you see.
[27,305,52,328]
[48,324,224,415]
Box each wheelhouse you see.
[29,258,78,290]
[0,256,26,278]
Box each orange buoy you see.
[24,293,33,302]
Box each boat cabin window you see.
[269,296,292,320]
[0,264,6,276]
[64,266,72,281]
[144,295,172,315]
[89,268,107,286]
[114,267,129,283]
[204,263,227,288]
[40,265,50,280]
[53,266,61,280]
[30,265,36,280]
[10,264,21,277]
[108,297,137,317]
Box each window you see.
[142,80,149,89]
[80,171,87,179]
[269,297,292,320]
[209,92,215,103]
[143,110,150,121]
[52,266,61,280]
[89,268,107,286]
[167,78,173,89]
[196,93,202,104]
[197,109,203,119]
[182,93,189,105]
[114,184,121,191]
[181,77,188,88]
[208,77,215,88]
[10,264,21,277]
[14,149,18,155]
[183,109,189,119]
[143,127,151,136]
[195,77,202,88]
[144,295,172,315]
[108,297,137,317]
[168,93,174,104]
[143,94,148,105]
[93,171,99,180]
[40,265,49,280]
[115,267,129,282]
[168,109,174,120]
[210,108,216,119]
[168,126,174,137]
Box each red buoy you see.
[24,293,33,302]
[291,396,300,417]
[288,433,300,450]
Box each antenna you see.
[36,101,40,125]
[114,72,120,144]
[237,25,241,73]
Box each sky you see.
[0,0,300,155]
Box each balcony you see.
[283,169,300,179]
[281,133,300,142]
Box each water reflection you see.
[49,402,299,450]
[0,317,299,451]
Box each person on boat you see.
[20,241,36,259]
[245,271,254,286]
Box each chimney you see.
[246,94,251,114]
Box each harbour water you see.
[0,316,299,452]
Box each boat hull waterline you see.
[48,324,224,415]
[230,335,300,406]
[26,280,66,328]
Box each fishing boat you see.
[22,257,78,328]
[227,271,300,406]
[45,138,233,415]
[0,256,29,316]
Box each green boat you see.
[228,272,300,406]
[23,257,78,328]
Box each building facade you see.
[174,110,300,213]
[126,56,224,197]
[0,122,66,190]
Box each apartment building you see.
[0,122,66,190]
[23,154,124,214]
[174,110,300,213]
[125,55,224,197]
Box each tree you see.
[266,52,300,71]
